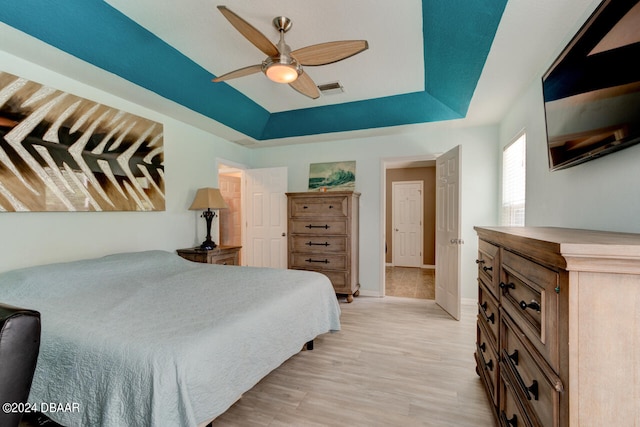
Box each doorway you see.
[218,161,245,263]
[384,160,436,300]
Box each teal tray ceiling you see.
[0,0,507,141]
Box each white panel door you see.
[245,167,287,268]
[435,146,461,320]
[392,181,423,267]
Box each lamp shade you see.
[189,188,229,210]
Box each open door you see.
[435,146,462,320]
[244,167,288,268]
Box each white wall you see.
[0,50,250,272]
[250,123,500,299]
[500,65,640,233]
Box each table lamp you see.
[189,187,229,250]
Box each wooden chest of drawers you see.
[474,226,640,427]
[287,191,360,302]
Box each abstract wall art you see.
[0,71,164,212]
[308,161,356,191]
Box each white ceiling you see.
[105,0,425,113]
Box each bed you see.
[0,250,341,427]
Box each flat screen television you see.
[542,0,640,171]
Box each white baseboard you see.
[357,293,477,305]
[358,289,383,298]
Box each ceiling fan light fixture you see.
[263,57,301,84]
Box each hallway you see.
[385,266,435,299]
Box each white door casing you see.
[244,167,288,268]
[392,181,423,267]
[435,146,462,320]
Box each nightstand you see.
[176,245,241,266]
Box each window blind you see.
[501,133,526,226]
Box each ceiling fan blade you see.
[289,72,320,99]
[291,40,369,66]
[212,64,262,82]
[217,6,279,57]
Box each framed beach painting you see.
[308,161,356,191]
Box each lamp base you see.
[200,240,217,250]
[199,208,217,250]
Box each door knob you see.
[282,232,286,237]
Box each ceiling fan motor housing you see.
[262,15,301,83]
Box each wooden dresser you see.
[176,245,241,266]
[474,226,640,426]
[286,191,360,302]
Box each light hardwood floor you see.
[213,296,494,426]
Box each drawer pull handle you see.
[519,300,541,312]
[486,312,495,324]
[475,259,485,265]
[501,412,518,427]
[329,205,334,209]
[303,205,308,209]
[306,258,329,264]
[482,265,493,272]
[500,282,515,290]
[526,380,539,401]
[306,224,330,229]
[306,241,330,247]
[479,302,495,324]
[479,342,486,352]
[507,349,519,365]
[485,358,494,371]
[512,361,540,401]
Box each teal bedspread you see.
[0,251,341,426]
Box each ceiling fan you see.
[212,6,369,99]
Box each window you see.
[501,133,526,226]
